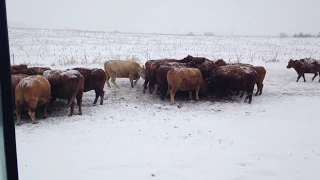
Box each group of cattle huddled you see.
[10,55,320,126]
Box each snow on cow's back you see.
[42,70,52,79]
[300,57,318,66]
[92,68,103,75]
[216,65,230,75]
[18,75,42,88]
[60,70,80,78]
[240,66,255,74]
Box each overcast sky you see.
[5,0,320,36]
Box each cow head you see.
[137,65,146,79]
[286,59,296,69]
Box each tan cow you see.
[104,60,145,88]
[15,75,51,125]
[167,67,205,104]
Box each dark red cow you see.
[26,67,51,75]
[43,70,84,116]
[11,64,28,74]
[286,58,320,82]
[72,67,107,105]
[207,65,258,104]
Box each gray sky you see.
[6,0,320,36]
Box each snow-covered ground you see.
[9,27,320,180]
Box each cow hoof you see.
[16,122,22,126]
[254,94,258,96]
[32,120,38,124]
[78,112,82,115]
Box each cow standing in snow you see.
[167,67,205,104]
[15,75,51,125]
[71,68,106,105]
[206,65,258,104]
[104,60,145,88]
[42,69,84,116]
[286,58,320,82]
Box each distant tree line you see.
[279,32,320,38]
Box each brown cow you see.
[11,64,28,74]
[187,57,227,81]
[154,62,187,99]
[286,58,320,82]
[15,75,51,125]
[228,63,267,96]
[43,70,84,116]
[71,68,106,105]
[11,74,30,108]
[104,60,145,88]
[167,68,205,104]
[143,57,193,94]
[26,67,51,75]
[207,65,258,104]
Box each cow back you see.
[72,67,106,92]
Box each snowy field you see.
[8,27,320,180]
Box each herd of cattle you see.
[10,55,320,125]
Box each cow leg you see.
[296,74,302,82]
[43,104,49,119]
[100,90,105,105]
[28,108,38,124]
[111,76,119,88]
[76,93,83,115]
[129,77,134,88]
[195,87,200,101]
[255,83,260,96]
[105,73,111,88]
[245,85,254,104]
[28,99,38,124]
[153,84,158,95]
[49,97,57,112]
[244,92,253,104]
[170,87,178,104]
[134,79,139,84]
[143,78,148,93]
[93,90,99,105]
[312,73,318,81]
[302,74,306,82]
[240,91,245,98]
[15,107,22,126]
[189,91,193,100]
[148,84,154,94]
[69,101,75,116]
[259,84,264,95]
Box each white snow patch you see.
[60,70,79,78]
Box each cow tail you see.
[67,73,81,107]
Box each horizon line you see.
[7,26,319,38]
